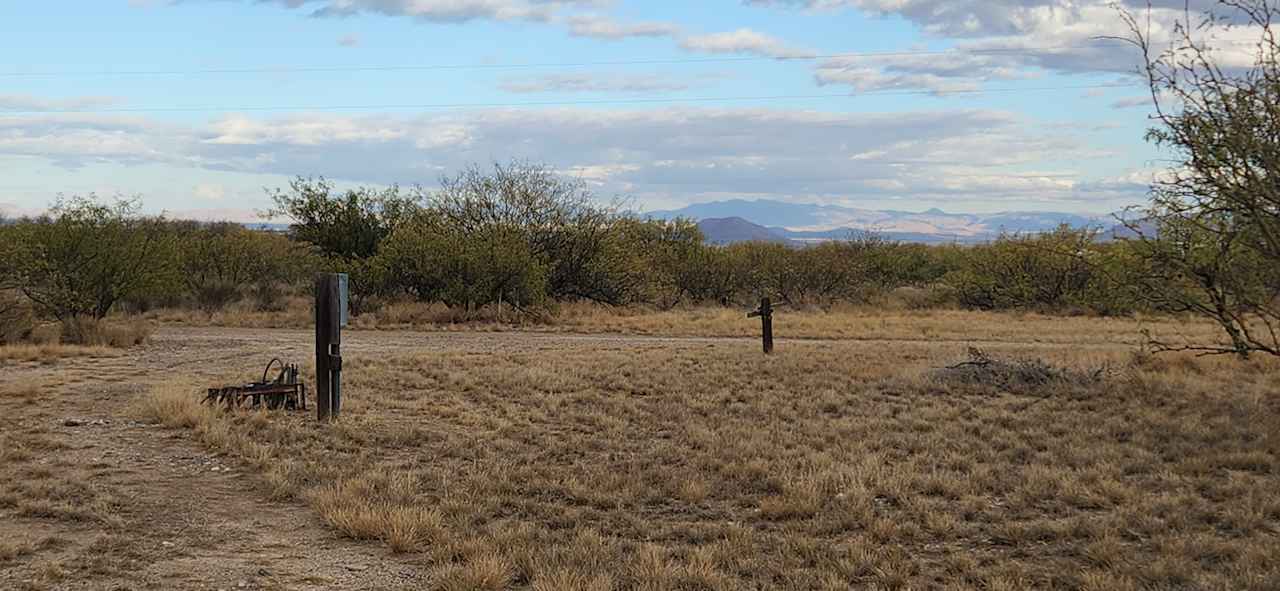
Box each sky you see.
[0,0,1219,221]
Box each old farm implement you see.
[204,358,307,411]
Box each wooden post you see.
[315,274,341,421]
[747,296,774,354]
[760,297,774,354]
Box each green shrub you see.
[0,290,34,345]
[175,222,318,312]
[6,196,178,321]
[377,215,547,312]
[943,226,1140,315]
[267,177,420,261]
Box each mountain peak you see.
[649,199,1104,244]
[695,217,788,244]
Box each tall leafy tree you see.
[9,196,177,320]
[1119,0,1280,356]
[266,177,422,313]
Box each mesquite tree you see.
[8,197,177,321]
[1120,0,1280,357]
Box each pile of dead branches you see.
[931,347,1107,396]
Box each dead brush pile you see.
[931,346,1108,395]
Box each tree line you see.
[2,1,1278,357]
[0,159,1273,356]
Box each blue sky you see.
[1,0,1181,221]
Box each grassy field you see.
[120,312,1280,590]
[0,344,122,362]
[142,298,1232,346]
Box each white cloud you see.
[203,115,414,146]
[1111,95,1151,109]
[2,103,1145,208]
[749,0,1266,93]
[1076,167,1174,196]
[679,28,816,59]
[745,1,1219,37]
[248,0,607,23]
[564,15,681,39]
[160,206,271,223]
[500,73,692,93]
[0,95,124,112]
[0,114,196,168]
[814,51,1035,93]
[193,182,228,200]
[0,201,45,219]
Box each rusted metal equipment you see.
[203,358,307,411]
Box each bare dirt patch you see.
[0,333,428,590]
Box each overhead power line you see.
[0,41,1162,78]
[0,83,1143,115]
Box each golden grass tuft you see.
[0,540,40,563]
[0,343,120,362]
[530,569,613,591]
[0,384,42,405]
[313,498,444,553]
[308,472,443,553]
[432,552,515,591]
[131,383,216,429]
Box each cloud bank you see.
[1,103,1141,208]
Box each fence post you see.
[747,296,775,354]
[760,297,774,354]
[315,274,341,421]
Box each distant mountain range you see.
[239,200,1136,245]
[647,199,1115,244]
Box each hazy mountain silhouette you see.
[649,199,1106,244]
[695,217,789,244]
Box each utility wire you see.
[0,41,1164,78]
[1,82,1141,114]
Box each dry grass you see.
[58,317,151,347]
[0,418,125,530]
[930,347,1108,395]
[142,330,1280,589]
[0,317,148,361]
[0,343,122,362]
[144,296,315,329]
[148,297,1235,349]
[132,384,218,429]
[545,303,1231,346]
[146,297,558,330]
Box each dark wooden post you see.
[747,297,774,354]
[315,274,341,421]
[760,297,774,354]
